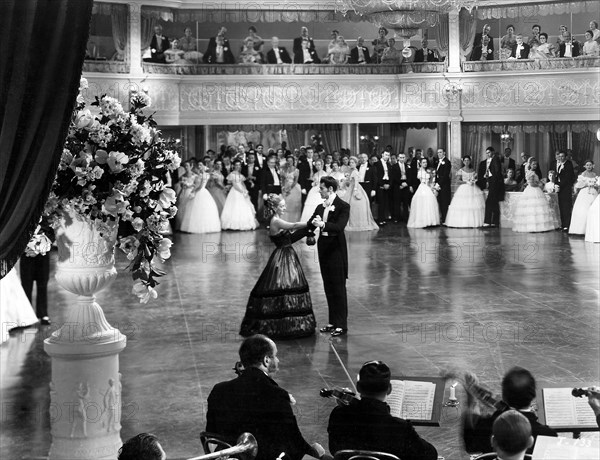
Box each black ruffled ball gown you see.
[240,230,316,339]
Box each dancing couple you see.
[240,176,350,339]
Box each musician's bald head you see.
[502,367,536,409]
[239,334,279,374]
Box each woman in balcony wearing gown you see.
[207,159,227,216]
[329,36,350,64]
[179,165,221,234]
[569,160,598,235]
[240,194,316,339]
[582,30,600,57]
[512,158,558,233]
[500,25,517,59]
[179,27,203,63]
[346,156,379,231]
[503,168,520,192]
[221,159,259,231]
[300,158,326,222]
[176,161,197,229]
[239,37,263,64]
[280,155,302,222]
[445,156,485,228]
[407,158,440,228]
[529,33,556,61]
[164,39,191,64]
[372,27,388,64]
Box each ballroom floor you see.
[2,225,599,460]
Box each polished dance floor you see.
[2,225,599,459]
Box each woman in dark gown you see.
[240,194,316,339]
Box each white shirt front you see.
[322,196,334,230]
[358,163,367,182]
[516,44,524,57]
[303,49,312,63]
[358,47,365,62]
[486,158,492,177]
[273,47,282,64]
[399,162,406,179]
[382,160,389,181]
[270,167,280,186]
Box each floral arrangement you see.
[28,78,181,303]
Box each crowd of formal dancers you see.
[172,143,599,242]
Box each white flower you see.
[107,151,129,172]
[158,238,172,260]
[79,77,89,90]
[99,96,124,119]
[75,109,95,129]
[95,149,108,164]
[130,123,152,146]
[158,188,176,209]
[131,217,144,232]
[119,235,139,259]
[132,281,157,304]
[329,204,335,213]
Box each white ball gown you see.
[407,169,440,228]
[179,171,221,234]
[175,173,197,230]
[512,171,559,233]
[281,168,302,222]
[206,170,227,216]
[301,170,326,222]
[346,169,379,231]
[445,169,485,228]
[0,267,38,343]
[585,193,600,243]
[221,171,259,230]
[569,174,598,235]
[329,170,348,201]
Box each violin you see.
[319,387,357,406]
[572,387,600,398]
[233,361,245,376]
[442,369,510,412]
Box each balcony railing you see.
[463,56,600,72]
[83,60,130,74]
[140,62,447,75]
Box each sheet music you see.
[533,435,600,460]
[543,388,597,427]
[387,380,435,421]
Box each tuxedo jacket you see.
[242,164,262,190]
[293,48,320,64]
[510,43,531,59]
[206,367,312,460]
[470,45,493,61]
[500,157,516,174]
[414,48,439,63]
[435,158,452,190]
[374,160,391,184]
[357,163,377,195]
[266,47,292,64]
[149,34,170,59]
[556,160,575,188]
[293,36,316,56]
[473,33,495,54]
[559,41,581,57]
[477,156,505,201]
[349,46,371,64]
[203,37,235,63]
[297,155,316,191]
[261,166,282,195]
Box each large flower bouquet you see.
[28,78,180,303]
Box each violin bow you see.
[329,340,359,394]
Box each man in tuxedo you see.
[20,253,51,324]
[206,335,328,460]
[510,35,530,59]
[375,151,392,225]
[203,28,235,64]
[243,151,262,209]
[357,153,376,201]
[349,37,371,64]
[391,153,413,222]
[477,146,505,227]
[266,36,292,64]
[470,35,494,61]
[306,177,350,337]
[559,34,581,57]
[221,154,233,177]
[472,23,494,59]
[255,143,266,169]
[328,361,438,460]
[414,39,439,62]
[298,147,316,205]
[293,26,316,57]
[389,154,401,222]
[145,25,170,63]
[294,38,320,64]
[556,150,575,230]
[261,155,282,197]
[435,148,452,223]
[500,147,516,176]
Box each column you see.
[447,9,462,73]
[437,122,447,149]
[204,125,216,153]
[448,118,462,164]
[341,124,359,155]
[129,2,143,76]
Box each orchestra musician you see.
[491,411,534,460]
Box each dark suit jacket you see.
[414,48,439,63]
[206,368,312,460]
[374,160,391,185]
[473,33,495,54]
[463,409,557,454]
[435,158,452,191]
[349,46,371,64]
[203,37,235,63]
[357,163,377,196]
[266,47,292,64]
[293,36,316,56]
[261,166,282,195]
[389,163,402,191]
[149,34,170,61]
[329,397,438,460]
[499,157,516,174]
[242,164,262,191]
[556,160,575,189]
[293,48,320,64]
[510,43,531,59]
[470,44,493,61]
[559,41,581,57]
[297,155,315,192]
[477,156,505,201]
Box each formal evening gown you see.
[512,171,558,233]
[240,230,316,339]
[179,171,221,234]
[206,171,227,216]
[0,268,38,343]
[346,169,379,231]
[301,170,326,222]
[329,171,348,201]
[221,172,259,231]
[281,168,302,222]
[407,170,440,228]
[445,170,485,228]
[569,174,598,235]
[585,194,600,243]
[175,173,197,230]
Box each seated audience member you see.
[528,24,542,47]
[532,33,556,58]
[582,30,600,56]
[504,169,519,191]
[501,148,516,175]
[500,25,517,59]
[294,38,320,64]
[381,38,402,64]
[590,21,600,42]
[179,27,203,61]
[144,25,170,63]
[204,34,235,64]
[471,35,494,61]
[462,367,557,454]
[543,170,560,193]
[558,32,580,57]
[509,35,530,59]
[118,433,166,460]
[323,30,340,63]
[329,36,350,64]
[164,39,189,64]
[245,26,264,52]
[350,36,371,64]
[206,335,328,460]
[491,411,534,460]
[586,386,600,427]
[239,37,263,64]
[328,360,438,460]
[293,26,316,57]
[266,37,292,64]
[414,39,439,62]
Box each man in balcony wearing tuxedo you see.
[349,37,371,64]
[472,23,494,58]
[414,39,439,63]
[509,35,530,59]
[145,25,170,63]
[293,26,316,57]
[266,36,292,64]
[500,147,516,176]
[470,35,494,61]
[203,27,234,64]
[294,38,320,64]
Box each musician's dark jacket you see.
[463,409,557,454]
[328,397,438,460]
[207,367,312,460]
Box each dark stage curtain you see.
[0,0,94,278]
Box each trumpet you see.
[187,433,258,460]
